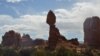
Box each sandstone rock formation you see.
[20,34,33,48]
[46,10,68,50]
[2,31,33,48]
[1,30,21,47]
[84,16,100,48]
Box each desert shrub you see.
[3,48,18,56]
[31,48,46,56]
[0,48,3,56]
[45,50,57,56]
[19,49,32,56]
[56,47,77,56]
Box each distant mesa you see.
[84,16,100,49]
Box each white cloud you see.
[6,0,23,3]
[0,14,48,41]
[77,0,100,4]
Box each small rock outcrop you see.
[20,34,33,48]
[84,16,100,49]
[68,38,79,45]
[33,38,47,47]
[1,30,21,47]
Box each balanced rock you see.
[47,10,67,50]
[1,30,21,47]
[46,10,56,25]
[84,16,100,48]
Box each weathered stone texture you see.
[47,10,68,50]
[84,16,100,48]
[20,34,33,47]
[1,30,21,47]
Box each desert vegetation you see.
[0,45,100,56]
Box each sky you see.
[0,0,100,43]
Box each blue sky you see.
[0,0,100,43]
[0,0,76,17]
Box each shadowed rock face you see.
[33,38,46,47]
[1,30,21,47]
[47,10,67,50]
[48,25,60,50]
[20,34,33,47]
[68,38,79,45]
[46,10,56,25]
[84,16,100,48]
